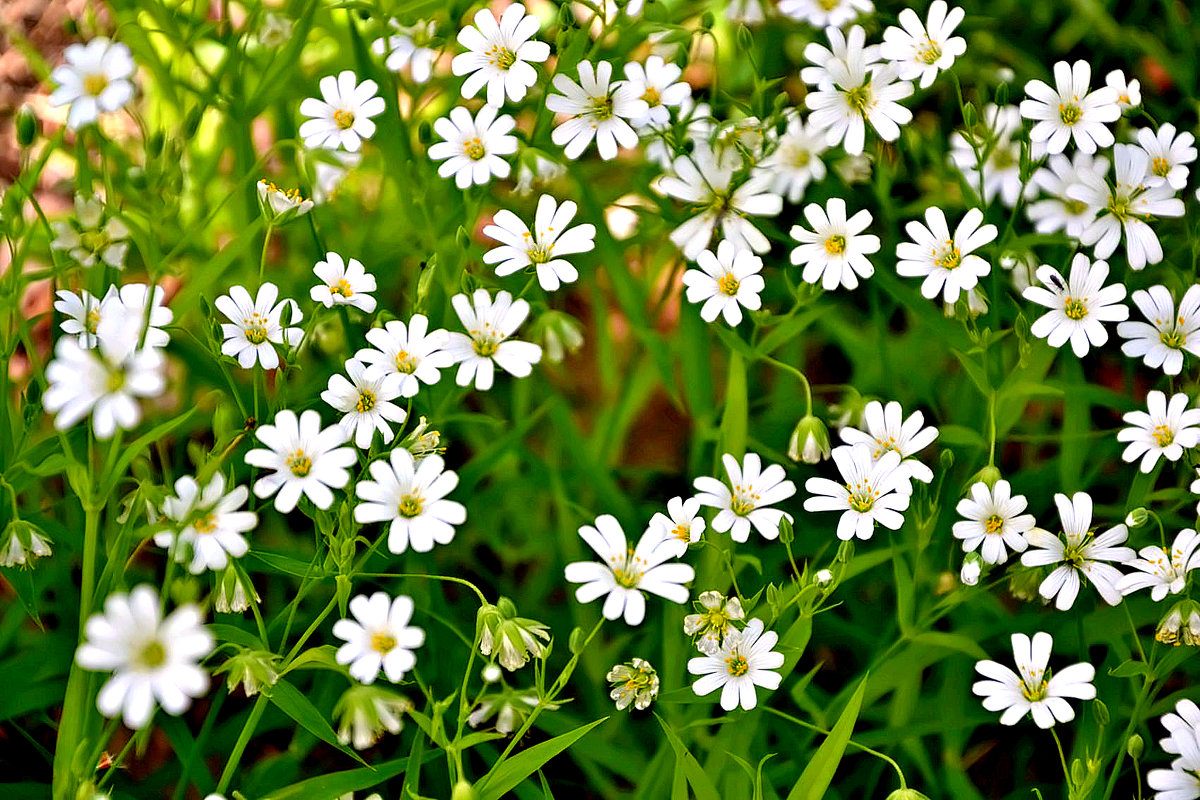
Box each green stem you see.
[761,355,812,415]
[216,694,268,794]
[764,706,907,789]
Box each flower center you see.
[1058,103,1082,126]
[1152,157,1171,178]
[1065,199,1090,215]
[473,337,499,357]
[333,109,355,130]
[464,138,486,160]
[984,514,1004,534]
[330,279,354,298]
[726,654,750,677]
[610,547,645,588]
[847,489,875,513]
[918,38,942,65]
[105,365,127,394]
[527,243,553,264]
[487,45,517,70]
[717,273,741,297]
[730,487,757,516]
[356,390,376,413]
[371,632,397,654]
[1106,194,1132,221]
[845,85,872,115]
[84,73,109,97]
[590,95,615,121]
[641,86,661,107]
[991,146,1018,170]
[244,313,270,345]
[1020,676,1048,702]
[1063,297,1088,321]
[398,493,423,518]
[1152,424,1175,448]
[672,523,692,542]
[137,639,167,669]
[194,513,218,534]
[80,229,111,253]
[287,451,312,477]
[825,235,847,255]
[1161,329,1186,349]
[786,144,812,168]
[936,244,962,270]
[817,0,840,9]
[86,308,102,335]
[872,437,899,459]
[394,350,417,373]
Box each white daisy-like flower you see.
[1069,143,1185,270]
[659,149,783,259]
[354,449,466,554]
[1022,254,1129,358]
[54,284,172,350]
[687,618,783,712]
[333,593,425,685]
[482,195,596,292]
[694,452,797,542]
[156,474,256,574]
[1117,391,1200,473]
[428,105,518,189]
[1020,492,1135,610]
[789,198,879,291]
[1116,529,1200,602]
[1117,285,1200,376]
[50,195,130,269]
[896,207,997,304]
[355,315,453,398]
[373,19,439,83]
[622,56,691,128]
[444,289,542,391]
[244,409,356,513]
[1148,704,1200,800]
[298,70,386,152]
[648,496,706,559]
[972,632,1096,729]
[310,252,377,313]
[879,1,967,89]
[950,104,1027,208]
[840,400,938,490]
[801,25,881,92]
[1137,123,1197,191]
[546,61,648,161]
[215,284,304,370]
[75,585,213,729]
[54,289,104,347]
[681,240,765,327]
[321,358,407,450]
[778,0,873,28]
[953,480,1035,564]
[564,514,694,626]
[804,444,911,541]
[452,3,549,107]
[1020,60,1120,155]
[1105,69,1141,111]
[1027,151,1108,237]
[256,180,313,224]
[49,37,136,130]
[755,113,828,204]
[683,592,745,655]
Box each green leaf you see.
[951,349,991,395]
[476,716,609,800]
[909,631,988,660]
[653,714,721,800]
[721,351,748,459]
[786,675,868,800]
[1108,659,1149,678]
[208,623,265,650]
[267,679,366,766]
[100,406,199,496]
[257,757,416,800]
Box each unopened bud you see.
[16,105,39,147]
[960,554,982,586]
[1126,734,1144,760]
[788,414,830,464]
[1125,508,1149,528]
[969,465,1002,489]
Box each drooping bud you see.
[960,553,982,586]
[477,598,551,671]
[0,519,53,568]
[333,685,412,750]
[216,647,280,697]
[1125,507,1149,528]
[969,465,1002,489]
[885,790,931,800]
[788,414,831,464]
[214,565,260,614]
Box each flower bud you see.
[481,663,502,683]
[788,414,830,464]
[477,598,551,671]
[334,685,412,750]
[968,465,1002,489]
[606,657,660,711]
[216,647,280,697]
[16,104,39,147]
[214,565,260,614]
[451,782,476,800]
[960,554,982,586]
[886,791,931,800]
[1126,734,1144,760]
[1125,508,1149,528]
[399,416,444,462]
[0,519,53,568]
[814,568,834,587]
[530,310,585,364]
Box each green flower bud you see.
[1092,698,1110,726]
[16,104,39,147]
[1126,733,1144,760]
[0,519,53,568]
[1125,507,1149,528]
[788,414,830,464]
[477,598,551,671]
[451,782,476,800]
[529,310,585,364]
[969,465,1002,489]
[216,647,280,697]
[886,790,931,800]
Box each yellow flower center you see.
[105,366,127,394]
[394,350,417,373]
[1107,196,1132,222]
[984,514,1004,534]
[641,86,661,106]
[1152,424,1175,448]
[84,73,109,97]
[1065,199,1089,215]
[137,639,167,669]
[845,85,872,114]
[726,654,750,677]
[936,244,962,270]
[330,279,354,298]
[717,273,740,297]
[194,513,218,534]
[398,494,423,518]
[918,39,942,65]
[473,338,499,357]
[610,547,646,588]
[487,45,517,70]
[1059,103,1082,126]
[1152,157,1171,178]
[528,243,553,264]
[287,451,312,477]
[1161,329,1186,349]
[672,523,692,542]
[786,144,812,168]
[371,632,397,654]
[86,308,102,334]
[825,235,847,255]
[80,229,110,253]
[590,95,615,121]
[333,109,355,130]
[1063,297,1088,321]
[1020,676,1048,702]
[464,138,486,160]
[356,390,376,413]
[244,313,270,345]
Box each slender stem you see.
[216,694,268,794]
[761,355,812,415]
[763,707,906,789]
[1051,727,1071,788]
[1102,677,1156,800]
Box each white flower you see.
[622,56,691,128]
[54,284,171,350]
[659,149,782,259]
[683,591,745,654]
[564,514,694,626]
[321,359,407,449]
[879,1,966,89]
[51,195,130,268]
[1117,391,1200,473]
[789,198,879,291]
[75,585,213,729]
[428,105,518,189]
[1020,61,1120,155]
[1069,144,1185,270]
[681,240,765,327]
[354,449,466,554]
[355,315,452,398]
[953,480,1035,564]
[310,252,377,313]
[1020,492,1135,610]
[1106,69,1141,110]
[444,289,542,391]
[960,557,981,586]
[727,0,767,24]
[896,207,997,303]
[298,71,386,152]
[1027,151,1107,237]
[950,105,1027,208]
[333,593,425,685]
[648,496,706,559]
[1118,285,1200,376]
[687,619,783,712]
[483,195,596,291]
[244,409,356,513]
[156,474,256,574]
[257,180,313,223]
[839,399,939,490]
[215,284,304,370]
[972,632,1096,729]
[779,0,873,28]
[1022,254,1128,358]
[1148,700,1200,800]
[804,444,910,540]
[373,19,439,83]
[49,38,136,130]
[1116,529,1200,602]
[694,452,797,542]
[452,3,549,107]
[755,113,828,204]
[546,61,648,160]
[801,25,880,92]
[336,686,412,750]
[1138,123,1197,191]
[0,524,52,568]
